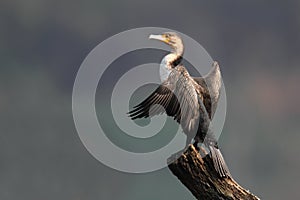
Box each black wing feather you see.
[128,65,202,134]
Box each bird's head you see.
[149,32,184,55]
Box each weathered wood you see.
[168,145,260,200]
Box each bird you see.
[128,32,231,178]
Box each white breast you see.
[160,63,171,82]
[159,54,177,82]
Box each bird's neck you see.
[161,41,184,68]
[161,52,183,69]
[159,46,184,82]
[174,42,184,57]
[159,53,182,82]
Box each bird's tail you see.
[208,145,231,178]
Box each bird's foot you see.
[193,141,200,151]
[192,142,209,158]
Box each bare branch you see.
[168,145,260,200]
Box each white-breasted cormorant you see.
[128,32,231,178]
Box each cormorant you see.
[128,32,231,178]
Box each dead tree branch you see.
[168,145,260,200]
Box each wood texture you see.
[168,145,260,200]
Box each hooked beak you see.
[149,34,167,43]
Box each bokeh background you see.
[1,0,300,199]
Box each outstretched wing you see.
[192,61,222,119]
[128,83,179,119]
[128,65,203,133]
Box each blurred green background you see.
[1,0,300,199]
